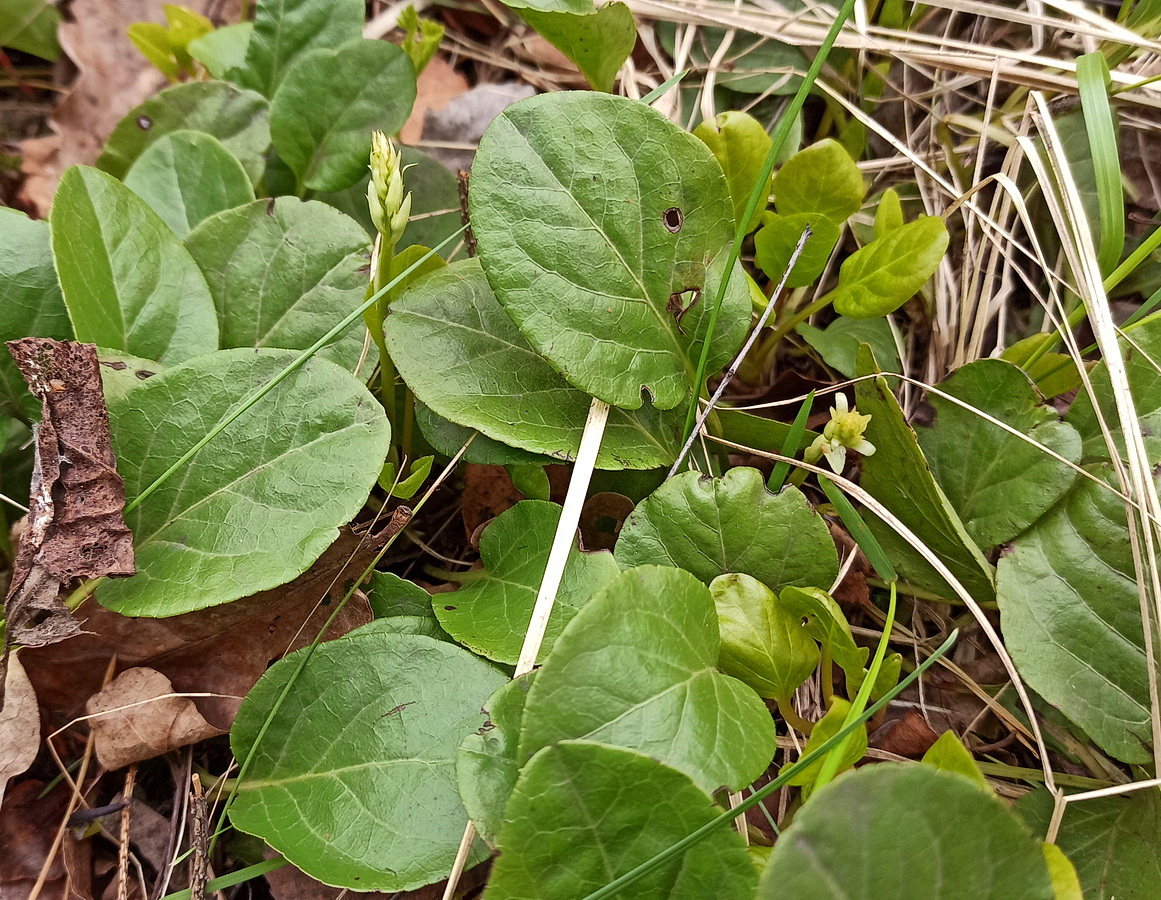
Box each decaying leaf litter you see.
[2,0,1161,898]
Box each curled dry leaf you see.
[3,339,134,688]
[0,654,39,804]
[86,666,221,770]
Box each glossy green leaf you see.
[518,3,636,94]
[508,464,550,501]
[710,573,819,699]
[367,571,435,620]
[0,0,61,60]
[435,500,620,663]
[0,209,72,420]
[230,627,504,891]
[386,259,684,469]
[796,315,901,378]
[51,166,218,364]
[128,22,180,80]
[98,349,390,616]
[754,211,840,288]
[916,358,1082,547]
[694,111,773,233]
[1001,332,1083,399]
[185,197,370,370]
[778,586,867,680]
[615,467,839,593]
[760,765,1055,899]
[830,216,949,319]
[456,673,532,847]
[123,130,255,238]
[772,139,865,222]
[187,22,252,78]
[97,81,271,185]
[518,565,777,792]
[382,454,433,500]
[921,730,989,791]
[233,0,364,98]
[784,698,867,788]
[270,39,416,192]
[1018,786,1161,900]
[855,349,996,600]
[471,91,750,410]
[487,741,757,900]
[997,466,1153,763]
[1068,310,1161,464]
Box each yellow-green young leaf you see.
[381,454,432,499]
[471,91,750,410]
[489,742,757,899]
[187,22,252,79]
[1000,332,1084,398]
[754,211,841,288]
[1043,844,1083,900]
[831,216,950,319]
[874,187,904,237]
[846,651,901,701]
[128,22,180,79]
[434,501,620,664]
[772,138,865,223]
[517,3,636,94]
[694,110,773,233]
[762,765,1055,900]
[519,566,777,792]
[163,4,212,49]
[51,166,218,364]
[230,626,506,891]
[785,698,867,788]
[778,586,867,679]
[399,5,444,76]
[710,573,819,699]
[921,730,990,791]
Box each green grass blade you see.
[580,629,959,900]
[640,69,688,106]
[1077,52,1124,278]
[767,390,814,493]
[681,0,858,443]
[161,856,287,900]
[817,473,898,580]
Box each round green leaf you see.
[614,468,839,592]
[1018,786,1161,900]
[772,139,865,222]
[185,197,370,370]
[367,571,435,620]
[754,211,841,288]
[456,673,533,847]
[471,91,750,410]
[435,500,620,663]
[124,130,255,238]
[230,627,505,891]
[518,3,637,94]
[997,466,1153,763]
[51,166,218,365]
[916,358,1082,548]
[710,573,819,699]
[694,111,773,234]
[0,209,71,420]
[234,0,364,98]
[760,765,1054,899]
[270,39,416,192]
[519,565,776,792]
[487,741,757,900]
[795,315,901,378]
[97,81,271,185]
[830,216,949,319]
[98,349,390,616]
[386,259,684,469]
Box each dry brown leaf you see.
[17,133,63,218]
[0,654,39,804]
[22,525,379,730]
[86,667,221,770]
[0,779,93,900]
[869,707,940,758]
[579,492,634,552]
[401,56,469,145]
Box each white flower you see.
[804,393,876,474]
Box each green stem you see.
[766,293,835,350]
[776,697,815,735]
